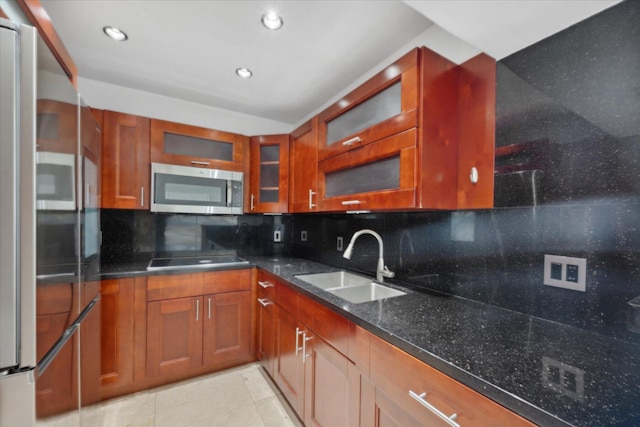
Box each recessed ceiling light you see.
[235,68,253,79]
[103,26,128,41]
[261,12,283,30]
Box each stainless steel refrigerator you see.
[1,18,101,426]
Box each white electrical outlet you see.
[337,236,343,251]
[542,357,584,402]
[543,255,586,292]
[301,230,307,242]
[273,230,282,242]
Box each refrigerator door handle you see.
[35,295,100,377]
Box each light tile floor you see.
[38,364,303,427]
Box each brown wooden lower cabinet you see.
[261,270,360,427]
[257,275,276,376]
[367,330,535,427]
[145,270,253,383]
[100,269,253,400]
[100,277,147,400]
[258,272,534,427]
[202,291,251,366]
[146,296,203,377]
[303,333,361,427]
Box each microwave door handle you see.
[227,180,233,207]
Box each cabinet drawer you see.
[257,273,276,301]
[147,273,203,301]
[369,334,534,427]
[202,269,250,294]
[276,280,300,319]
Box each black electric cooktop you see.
[147,254,249,271]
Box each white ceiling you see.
[37,0,620,129]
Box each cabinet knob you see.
[469,167,479,184]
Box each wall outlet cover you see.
[543,254,586,292]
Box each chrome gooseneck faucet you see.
[343,229,395,282]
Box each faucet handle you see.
[381,265,395,278]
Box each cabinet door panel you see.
[150,119,246,171]
[146,297,202,377]
[202,291,251,366]
[318,129,417,211]
[102,111,150,209]
[304,336,360,427]
[318,49,419,161]
[274,307,305,416]
[257,293,275,376]
[100,279,135,388]
[289,117,319,212]
[247,134,289,213]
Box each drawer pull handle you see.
[258,281,274,288]
[191,160,210,166]
[208,297,212,319]
[302,333,313,363]
[409,390,460,427]
[308,189,316,209]
[257,298,272,307]
[342,136,362,146]
[295,327,305,356]
[341,200,361,206]
[140,187,144,207]
[196,299,200,321]
[250,194,255,211]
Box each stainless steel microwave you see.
[151,163,244,214]
[36,151,76,210]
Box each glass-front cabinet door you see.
[317,129,417,211]
[246,134,290,213]
[317,48,419,161]
[150,119,247,172]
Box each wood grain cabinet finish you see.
[257,272,276,376]
[367,331,535,427]
[289,117,319,212]
[260,271,360,426]
[260,280,533,427]
[36,99,77,154]
[150,119,247,172]
[145,270,253,382]
[246,134,290,213]
[311,47,496,212]
[101,110,150,209]
[99,277,147,400]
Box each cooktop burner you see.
[147,254,249,271]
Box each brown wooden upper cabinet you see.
[101,110,150,209]
[309,46,495,212]
[289,117,319,212]
[36,99,77,154]
[150,119,247,172]
[246,134,290,213]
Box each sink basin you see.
[327,283,406,304]
[295,271,370,289]
[295,271,406,303]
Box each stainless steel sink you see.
[295,271,371,289]
[295,271,406,303]
[327,283,406,304]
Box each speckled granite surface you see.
[99,256,640,426]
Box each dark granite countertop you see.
[97,255,640,427]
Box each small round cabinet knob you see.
[469,167,479,184]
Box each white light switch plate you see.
[543,254,586,292]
